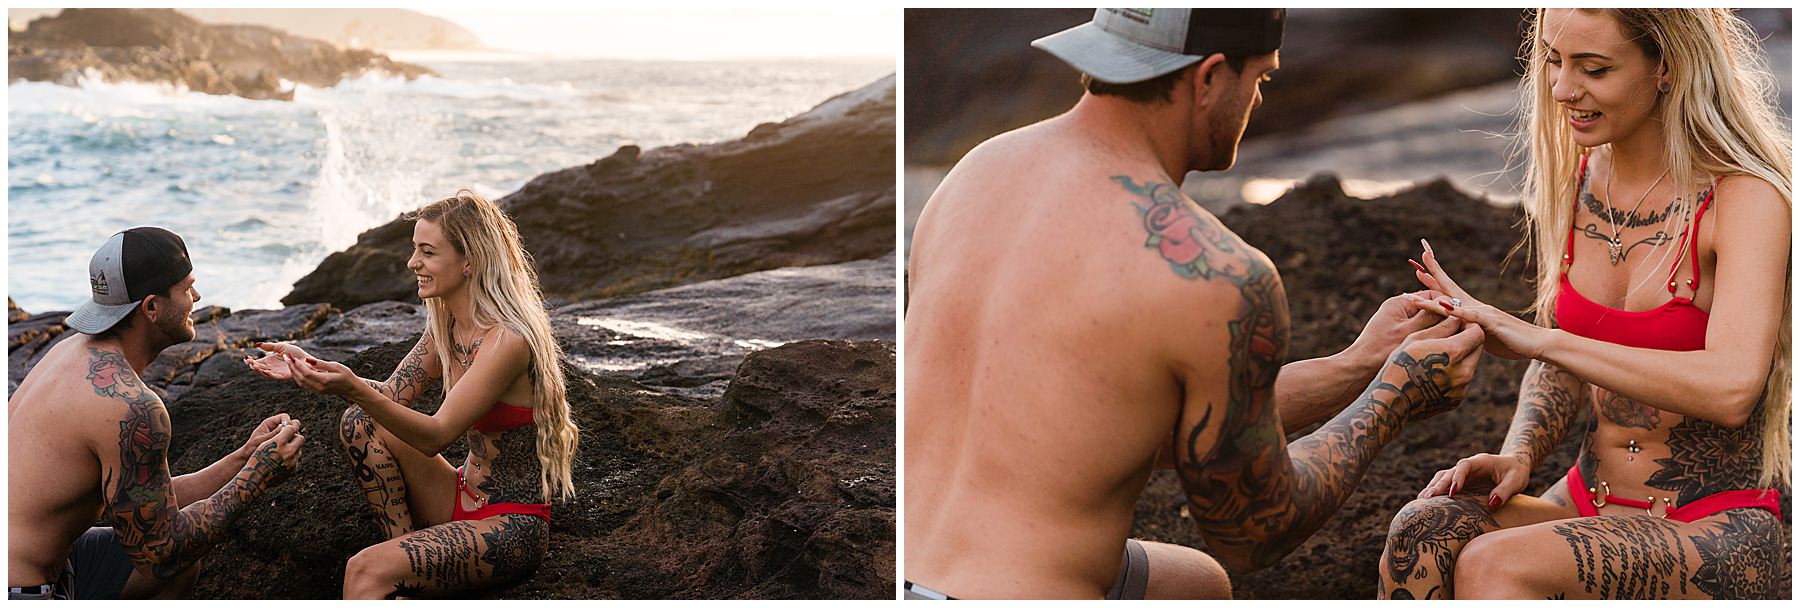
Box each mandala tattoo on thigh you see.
[480,515,548,582]
[1687,510,1782,599]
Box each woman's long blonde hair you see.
[1517,9,1790,486]
[410,190,579,502]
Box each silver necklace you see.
[1602,164,1670,265]
[450,317,482,368]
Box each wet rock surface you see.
[554,254,895,399]
[284,75,897,310]
[1124,176,1791,598]
[8,8,435,101]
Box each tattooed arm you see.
[1499,360,1586,468]
[362,333,442,407]
[1273,290,1442,431]
[170,414,295,507]
[294,329,529,456]
[1179,318,1482,572]
[1117,174,1481,570]
[90,348,301,580]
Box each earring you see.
[1658,80,1671,93]
[463,270,470,277]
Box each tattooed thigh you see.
[1543,516,1695,599]
[380,516,549,597]
[1684,509,1784,599]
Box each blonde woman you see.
[246,191,579,598]
[1379,9,1789,599]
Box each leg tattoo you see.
[340,406,414,537]
[1381,496,1499,599]
[1553,516,1688,599]
[386,516,549,597]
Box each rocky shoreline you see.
[8,8,434,101]
[7,66,898,597]
[284,74,897,310]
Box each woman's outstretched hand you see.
[1411,239,1547,360]
[243,342,310,381]
[289,355,364,398]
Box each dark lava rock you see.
[8,8,435,101]
[283,75,897,310]
[163,337,893,599]
[7,300,418,403]
[7,298,74,393]
[1124,176,1791,598]
[592,339,896,599]
[554,254,896,399]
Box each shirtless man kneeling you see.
[905,9,1485,599]
[9,227,304,599]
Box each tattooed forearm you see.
[1185,351,1458,569]
[382,335,435,406]
[1501,360,1583,467]
[1554,516,1688,599]
[92,348,281,579]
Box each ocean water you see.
[8,57,892,312]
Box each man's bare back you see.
[906,119,1232,597]
[9,332,302,598]
[8,335,120,584]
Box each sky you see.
[414,6,897,61]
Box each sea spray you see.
[10,58,889,312]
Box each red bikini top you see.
[1555,154,1716,352]
[471,402,535,433]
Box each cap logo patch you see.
[1114,8,1153,24]
[90,271,111,296]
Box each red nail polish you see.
[307,358,317,364]
[1409,259,1427,273]
[1439,301,1455,312]
[1489,495,1502,509]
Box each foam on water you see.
[9,58,891,312]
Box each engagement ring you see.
[1450,298,1462,307]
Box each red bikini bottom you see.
[1567,464,1780,522]
[452,467,551,523]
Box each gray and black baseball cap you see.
[65,227,192,334]
[1032,8,1286,84]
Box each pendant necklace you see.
[1602,164,1670,265]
